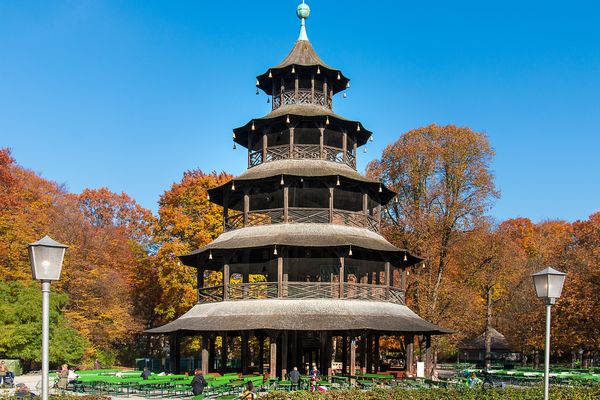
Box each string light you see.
[267,97,270,103]
[268,70,272,78]
[394,196,398,204]
[256,88,259,95]
[273,245,278,256]
[337,72,341,80]
[209,250,213,260]
[256,79,259,86]
[231,181,236,191]
[336,176,340,186]
[379,184,383,193]
[403,251,408,262]
[286,115,290,124]
[347,82,351,88]
[317,66,320,74]
[370,136,374,142]
[207,193,210,201]
[348,245,353,256]
[251,121,255,131]
[343,93,347,98]
[325,116,330,125]
[280,175,284,185]
[363,147,367,153]
[291,65,295,74]
[357,123,361,132]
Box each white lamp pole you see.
[28,236,68,400]
[532,267,566,400]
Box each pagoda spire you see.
[296,1,310,41]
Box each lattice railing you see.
[265,145,290,162]
[199,282,405,304]
[249,144,356,169]
[198,285,224,303]
[272,89,330,110]
[225,212,244,231]
[248,209,284,227]
[287,208,330,224]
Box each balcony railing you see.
[198,282,405,305]
[248,144,356,169]
[272,89,332,110]
[224,208,379,233]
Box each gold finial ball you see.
[297,2,310,19]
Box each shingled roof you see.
[458,328,512,351]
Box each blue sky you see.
[1,1,598,222]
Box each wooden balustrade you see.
[198,281,405,304]
[272,89,330,110]
[248,144,355,169]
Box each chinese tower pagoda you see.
[148,2,449,379]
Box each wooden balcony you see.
[224,207,379,233]
[248,144,356,169]
[272,89,332,110]
[198,281,405,305]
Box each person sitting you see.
[190,368,208,396]
[140,367,151,380]
[57,364,69,393]
[15,383,35,399]
[240,381,257,399]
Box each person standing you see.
[289,366,301,389]
[0,361,7,386]
[57,364,69,393]
[190,368,207,396]
[140,367,151,380]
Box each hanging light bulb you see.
[233,142,237,150]
[317,66,321,74]
[256,88,259,95]
[369,135,374,142]
[325,116,330,125]
[267,97,270,103]
[347,82,351,89]
[291,65,295,74]
[256,79,260,86]
[407,270,410,276]
[343,92,347,98]
[394,196,398,204]
[280,175,284,185]
[422,262,426,269]
[337,72,341,80]
[336,176,340,186]
[403,251,408,262]
[363,147,367,153]
[379,184,383,193]
[232,133,236,139]
[207,193,210,201]
[357,123,361,132]
[268,70,272,78]
[273,245,278,256]
[286,115,290,124]
[251,121,255,130]
[348,245,353,256]
[209,250,213,260]
[231,181,236,191]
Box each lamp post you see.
[532,267,566,400]
[28,236,68,400]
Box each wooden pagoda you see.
[147,2,450,379]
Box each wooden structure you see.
[147,2,450,379]
[458,328,515,363]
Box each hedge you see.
[263,387,600,400]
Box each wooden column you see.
[294,73,299,101]
[323,78,327,106]
[342,132,347,163]
[425,335,432,378]
[350,336,357,376]
[376,204,382,230]
[362,193,368,217]
[342,334,348,375]
[373,335,380,373]
[201,335,209,375]
[339,256,345,299]
[290,332,298,373]
[223,263,230,301]
[311,73,315,102]
[326,335,334,376]
[241,332,249,374]
[270,334,278,379]
[329,187,334,223]
[272,80,276,110]
[366,334,373,373]
[170,333,180,374]
[360,333,367,374]
[384,262,391,300]
[221,333,228,372]
[277,256,283,298]
[223,194,229,230]
[283,186,289,223]
[319,127,325,159]
[259,334,265,374]
[320,332,328,375]
[262,133,267,162]
[281,331,288,378]
[401,267,407,291]
[209,336,216,372]
[280,77,284,105]
[243,193,249,226]
[289,127,295,158]
[405,335,414,377]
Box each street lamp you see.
[28,235,68,400]
[532,267,566,400]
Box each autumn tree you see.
[367,124,499,323]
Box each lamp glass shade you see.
[532,267,566,299]
[28,236,68,281]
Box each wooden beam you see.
[281,331,288,378]
[170,333,180,374]
[223,264,230,301]
[277,256,283,298]
[425,335,432,378]
[283,186,289,223]
[376,204,382,229]
[270,335,278,379]
[362,192,368,216]
[329,187,334,223]
[319,127,325,159]
[289,127,294,158]
[243,194,249,227]
[241,332,249,374]
[384,262,391,300]
[350,336,356,376]
[262,132,267,162]
[294,73,299,101]
[311,73,315,102]
[401,267,407,292]
[342,334,348,375]
[201,336,209,375]
[342,132,347,163]
[405,335,414,377]
[221,333,228,373]
[339,256,345,299]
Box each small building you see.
[458,328,515,363]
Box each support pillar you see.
[350,335,357,376]
[366,333,373,373]
[241,332,249,374]
[281,331,288,378]
[342,335,348,375]
[270,334,278,379]
[221,333,228,373]
[425,335,432,378]
[360,333,367,374]
[259,334,265,374]
[201,335,209,375]
[405,335,414,377]
[223,264,230,301]
[374,335,380,373]
[209,336,216,372]
[320,332,329,376]
[170,333,180,374]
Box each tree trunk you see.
[484,286,493,370]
